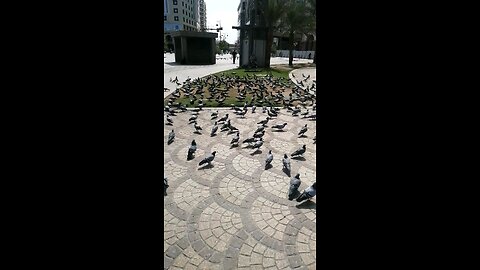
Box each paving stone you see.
[192,239,205,252]
[166,245,182,259]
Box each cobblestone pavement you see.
[164,108,316,269]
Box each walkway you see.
[164,108,317,269]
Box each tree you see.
[260,0,289,67]
[217,40,230,54]
[282,0,312,66]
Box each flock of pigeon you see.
[164,72,317,203]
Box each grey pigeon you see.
[252,106,256,113]
[257,117,270,126]
[298,124,308,137]
[288,173,301,200]
[211,110,218,120]
[271,123,287,130]
[252,138,263,149]
[199,151,217,166]
[164,176,169,196]
[265,150,273,169]
[291,145,306,157]
[220,119,231,131]
[282,154,291,173]
[211,122,218,136]
[187,139,197,160]
[243,136,256,144]
[218,114,229,123]
[296,182,317,202]
[254,125,265,134]
[253,130,265,138]
[230,131,239,145]
[167,130,175,145]
[194,122,202,133]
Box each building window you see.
[174,8,178,13]
[173,0,178,5]
[182,2,184,7]
[164,15,167,21]
[174,16,179,21]
[182,10,184,14]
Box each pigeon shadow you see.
[265,163,273,170]
[282,168,291,177]
[167,140,174,145]
[250,149,262,155]
[166,123,173,126]
[296,200,316,209]
[291,156,306,161]
[230,144,238,149]
[198,163,214,170]
[187,155,195,161]
[271,129,285,132]
[210,134,217,137]
[298,134,307,138]
[194,131,202,134]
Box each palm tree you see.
[282,0,312,66]
[260,0,289,67]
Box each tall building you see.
[199,0,207,31]
[164,0,201,32]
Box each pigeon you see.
[167,130,175,145]
[218,114,229,123]
[257,117,270,126]
[252,138,264,150]
[253,130,265,138]
[220,119,231,131]
[265,150,273,169]
[251,106,256,113]
[271,123,287,130]
[211,110,219,120]
[288,173,301,200]
[298,124,308,137]
[166,115,173,125]
[164,176,169,196]
[211,122,218,136]
[188,115,198,123]
[230,131,240,145]
[187,139,197,160]
[296,182,317,202]
[243,136,256,144]
[199,151,217,167]
[282,153,291,172]
[291,145,306,157]
[194,122,202,133]
[313,135,316,144]
[254,125,265,134]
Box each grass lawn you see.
[164,64,313,108]
[212,67,291,79]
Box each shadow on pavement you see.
[296,200,316,209]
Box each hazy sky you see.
[205,0,240,44]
